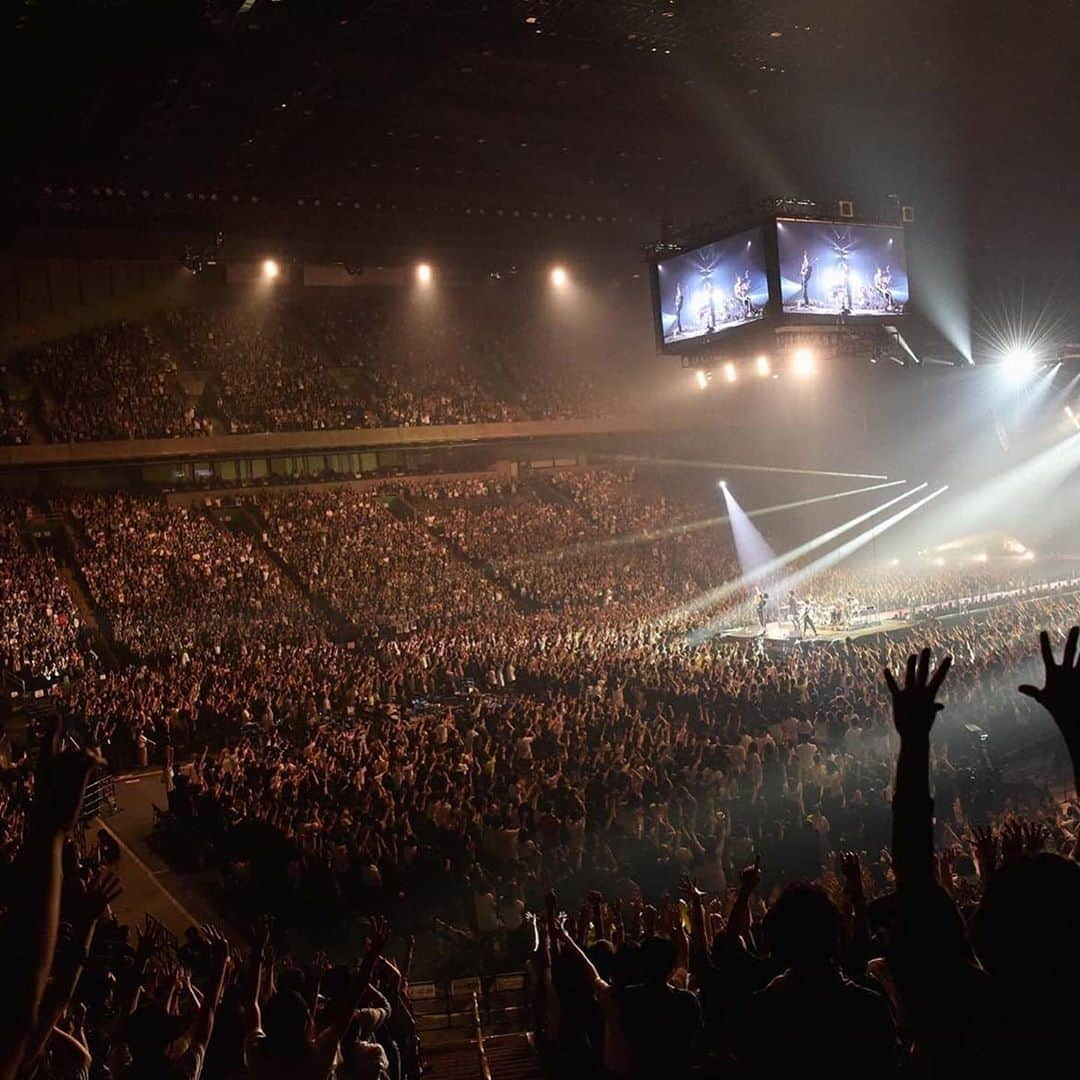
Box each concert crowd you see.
[10,299,639,443]
[1,470,1078,1078]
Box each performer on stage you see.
[755,590,769,634]
[873,265,893,311]
[701,279,717,332]
[788,593,802,637]
[840,259,853,314]
[735,271,756,319]
[674,281,684,334]
[803,598,818,637]
[800,250,813,307]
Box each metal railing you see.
[81,772,118,821]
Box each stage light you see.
[723,362,737,383]
[1021,550,1036,561]
[793,348,815,377]
[1067,404,1080,431]
[973,552,989,563]
[262,258,280,280]
[718,479,728,489]
[932,557,946,567]
[415,262,433,284]
[1001,347,1037,382]
[755,355,771,377]
[550,266,568,288]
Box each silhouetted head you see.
[638,935,678,985]
[765,882,841,969]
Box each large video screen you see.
[655,226,768,347]
[776,219,908,317]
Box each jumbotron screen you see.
[776,218,908,317]
[655,226,768,347]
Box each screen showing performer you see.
[776,219,909,317]
[655,227,768,346]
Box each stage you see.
[721,617,913,645]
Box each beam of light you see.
[721,484,776,579]
[415,262,433,284]
[1049,370,1080,412]
[909,188,973,364]
[770,484,950,601]
[995,363,1063,442]
[675,483,927,635]
[925,429,1080,549]
[695,369,710,390]
[603,454,888,480]
[723,361,737,383]
[525,479,909,566]
[262,258,280,280]
[756,354,771,377]
[550,265,568,288]
[1067,405,1080,432]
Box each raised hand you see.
[883,647,952,738]
[1019,627,1080,746]
[201,924,230,970]
[1000,819,1046,862]
[367,915,391,955]
[70,867,123,930]
[740,854,762,893]
[838,850,864,902]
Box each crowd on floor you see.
[1,469,1078,1077]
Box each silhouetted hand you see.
[883,647,952,738]
[1019,627,1080,745]
[367,915,391,956]
[70,867,123,930]
[739,854,762,893]
[202,925,230,971]
[838,850,864,902]
[967,825,998,882]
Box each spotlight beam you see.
[675,482,927,629]
[720,483,776,580]
[934,429,1080,543]
[604,454,888,481]
[773,484,950,598]
[527,479,907,563]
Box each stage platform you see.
[722,617,913,645]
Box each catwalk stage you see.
[722,617,914,645]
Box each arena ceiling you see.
[7,0,1080,310]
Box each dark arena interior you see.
[3,2,1080,1077]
